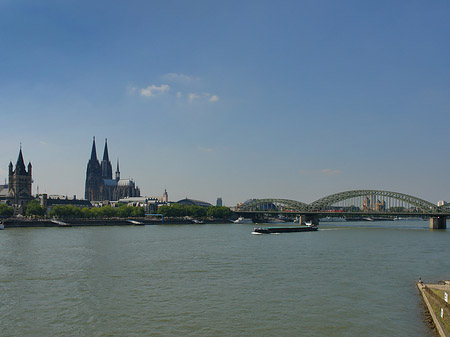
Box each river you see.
[0,220,448,336]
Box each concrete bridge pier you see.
[299,215,319,226]
[430,216,446,229]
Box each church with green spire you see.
[85,137,140,202]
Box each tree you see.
[131,207,145,217]
[188,205,207,218]
[98,205,117,218]
[207,206,233,219]
[117,205,133,218]
[25,200,46,217]
[0,203,13,218]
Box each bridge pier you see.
[299,215,319,226]
[430,216,446,229]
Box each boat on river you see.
[234,217,253,224]
[252,225,318,234]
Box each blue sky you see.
[1,0,449,206]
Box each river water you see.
[0,220,449,336]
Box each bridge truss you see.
[238,190,441,214]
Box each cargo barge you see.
[252,225,318,234]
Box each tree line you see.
[0,200,145,219]
[0,200,233,219]
[157,204,232,219]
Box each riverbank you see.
[417,280,450,337]
[2,218,232,228]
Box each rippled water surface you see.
[1,221,449,336]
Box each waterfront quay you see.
[418,280,450,336]
[2,218,229,228]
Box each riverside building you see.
[85,137,140,202]
[0,147,33,208]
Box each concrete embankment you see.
[2,218,230,228]
[417,281,450,337]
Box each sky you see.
[1,0,449,206]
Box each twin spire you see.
[89,137,119,181]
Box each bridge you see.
[235,190,449,229]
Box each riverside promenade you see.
[2,218,230,228]
[417,280,450,336]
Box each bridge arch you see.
[238,190,439,214]
[238,198,309,212]
[308,190,438,213]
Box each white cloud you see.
[140,84,170,97]
[162,73,198,83]
[209,95,219,102]
[203,92,219,103]
[176,91,183,98]
[188,93,199,102]
[320,169,342,175]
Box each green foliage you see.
[131,207,145,217]
[25,200,47,217]
[188,205,207,218]
[0,203,13,217]
[50,205,81,218]
[157,204,188,217]
[117,205,133,218]
[98,205,116,218]
[206,206,233,219]
[157,204,232,219]
[49,204,145,218]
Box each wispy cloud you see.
[188,93,200,102]
[140,84,170,97]
[130,74,220,103]
[127,84,137,95]
[187,92,219,103]
[162,73,199,83]
[320,169,342,175]
[197,146,213,153]
[208,95,219,102]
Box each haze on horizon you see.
[1,0,449,206]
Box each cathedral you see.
[85,138,140,202]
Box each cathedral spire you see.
[103,138,110,162]
[115,158,120,181]
[101,138,113,180]
[90,137,98,161]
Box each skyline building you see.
[85,137,140,202]
[0,147,33,210]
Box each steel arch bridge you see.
[238,190,440,214]
[239,198,309,212]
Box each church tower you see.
[101,138,113,180]
[8,146,33,207]
[85,137,103,201]
[162,189,168,203]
